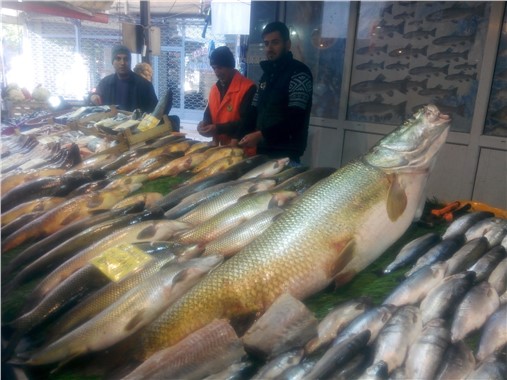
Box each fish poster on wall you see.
[285,1,350,120]
[484,6,507,137]
[347,1,490,133]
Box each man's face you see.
[212,65,235,86]
[263,31,290,61]
[113,53,131,76]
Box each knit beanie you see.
[111,44,131,63]
[209,46,235,68]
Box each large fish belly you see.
[140,159,429,357]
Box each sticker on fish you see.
[89,243,154,282]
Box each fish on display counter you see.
[450,281,500,343]
[23,255,224,366]
[135,104,451,358]
[1,185,141,253]
[14,105,507,378]
[476,303,507,362]
[404,318,450,380]
[122,318,246,380]
[383,232,441,274]
[371,305,422,374]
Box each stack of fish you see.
[2,104,488,380]
[1,128,334,371]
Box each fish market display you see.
[136,104,451,358]
[2,103,506,380]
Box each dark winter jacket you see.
[95,71,158,113]
[245,52,313,162]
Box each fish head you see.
[365,104,451,173]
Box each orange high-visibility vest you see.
[208,70,255,155]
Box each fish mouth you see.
[365,104,451,172]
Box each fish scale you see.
[138,105,451,358]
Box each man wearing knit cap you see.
[90,44,158,113]
[197,46,256,151]
[239,21,313,165]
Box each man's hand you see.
[239,131,263,147]
[90,94,102,105]
[197,122,216,137]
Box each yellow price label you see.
[90,243,154,282]
[137,114,160,131]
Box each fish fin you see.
[334,270,358,287]
[136,224,157,239]
[171,267,194,284]
[60,211,83,226]
[125,311,146,332]
[387,174,407,221]
[87,194,105,208]
[328,238,356,279]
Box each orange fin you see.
[387,174,407,221]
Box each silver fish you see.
[357,360,389,380]
[484,224,507,247]
[274,359,317,380]
[23,220,191,309]
[306,330,371,380]
[238,157,290,179]
[466,354,507,380]
[47,251,179,341]
[383,262,447,307]
[442,211,495,239]
[468,245,507,282]
[305,297,371,354]
[384,232,441,274]
[420,272,475,324]
[331,352,371,380]
[488,257,507,295]
[251,349,304,380]
[405,318,450,380]
[24,256,223,366]
[175,191,297,246]
[333,305,396,347]
[202,207,284,258]
[177,179,277,225]
[451,281,500,343]
[465,217,507,242]
[435,341,475,380]
[203,361,253,380]
[372,305,422,373]
[163,179,241,220]
[445,237,490,276]
[405,236,463,277]
[476,303,507,362]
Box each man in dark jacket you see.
[90,45,158,113]
[239,21,313,164]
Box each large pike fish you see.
[137,104,451,358]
